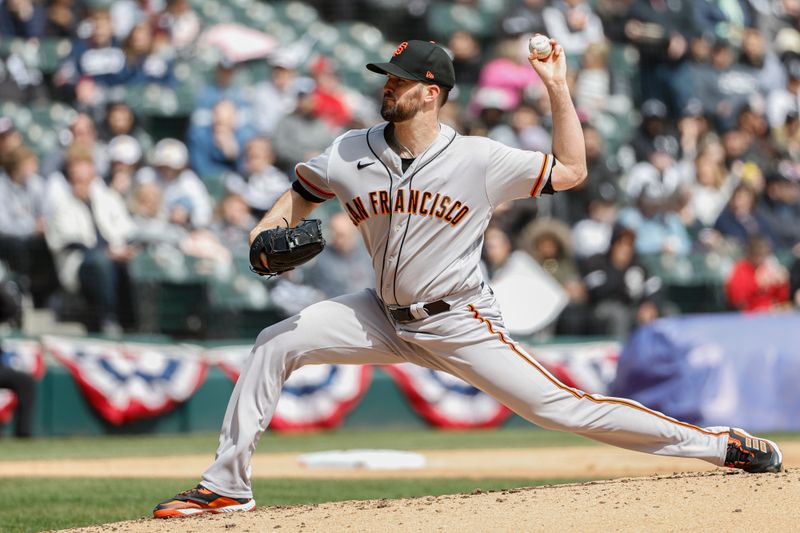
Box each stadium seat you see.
[306,21,341,56]
[37,39,73,73]
[336,21,384,51]
[426,2,494,40]
[272,1,319,32]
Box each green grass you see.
[0,427,599,461]
[0,476,588,533]
[0,428,800,460]
[2,428,798,461]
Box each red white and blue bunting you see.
[1,337,620,430]
[382,364,512,429]
[210,345,373,431]
[43,336,207,425]
[0,339,45,424]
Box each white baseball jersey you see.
[294,122,554,306]
[200,122,731,500]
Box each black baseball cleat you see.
[153,484,255,518]
[724,428,783,473]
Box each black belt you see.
[388,300,451,322]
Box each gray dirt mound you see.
[59,469,798,533]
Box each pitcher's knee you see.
[252,325,308,377]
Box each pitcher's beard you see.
[381,96,422,122]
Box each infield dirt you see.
[60,469,798,532]
[46,443,799,532]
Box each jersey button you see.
[395,224,402,231]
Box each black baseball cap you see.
[367,40,455,89]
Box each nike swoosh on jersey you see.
[357,160,375,170]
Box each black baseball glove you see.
[249,219,326,277]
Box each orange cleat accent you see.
[153,485,255,518]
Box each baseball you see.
[529,34,552,58]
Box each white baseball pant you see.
[201,286,729,498]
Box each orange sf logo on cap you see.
[393,42,408,56]
[425,70,434,79]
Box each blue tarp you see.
[610,312,800,431]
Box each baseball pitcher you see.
[154,38,782,518]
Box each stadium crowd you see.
[1,0,800,339]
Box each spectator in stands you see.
[0,341,37,438]
[224,137,291,217]
[714,183,777,247]
[188,99,256,179]
[136,138,213,228]
[624,133,689,206]
[131,178,231,266]
[0,117,23,163]
[725,235,790,312]
[105,134,142,199]
[757,169,800,250]
[559,124,618,224]
[501,0,548,37]
[482,225,514,279]
[720,127,766,192]
[511,104,551,152]
[775,0,800,31]
[151,0,200,54]
[773,109,800,160]
[250,56,302,137]
[543,0,605,63]
[0,272,22,329]
[54,6,127,105]
[739,28,787,96]
[129,181,186,248]
[303,212,372,299]
[581,225,663,336]
[272,81,336,172]
[734,102,778,174]
[574,40,612,119]
[486,103,550,153]
[693,0,756,44]
[684,143,736,228]
[0,145,56,307]
[194,57,249,111]
[694,38,762,132]
[110,0,159,42]
[767,58,800,131]
[41,112,110,180]
[212,194,255,258]
[790,251,800,308]
[623,0,697,117]
[45,143,137,335]
[572,186,619,259]
[43,0,82,37]
[676,98,712,161]
[121,22,175,87]
[473,88,515,141]
[521,219,589,335]
[618,186,692,257]
[309,56,353,131]
[628,98,681,163]
[98,100,153,153]
[448,31,483,87]
[473,37,543,114]
[0,0,45,38]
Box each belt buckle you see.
[408,302,430,320]
[386,303,429,322]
